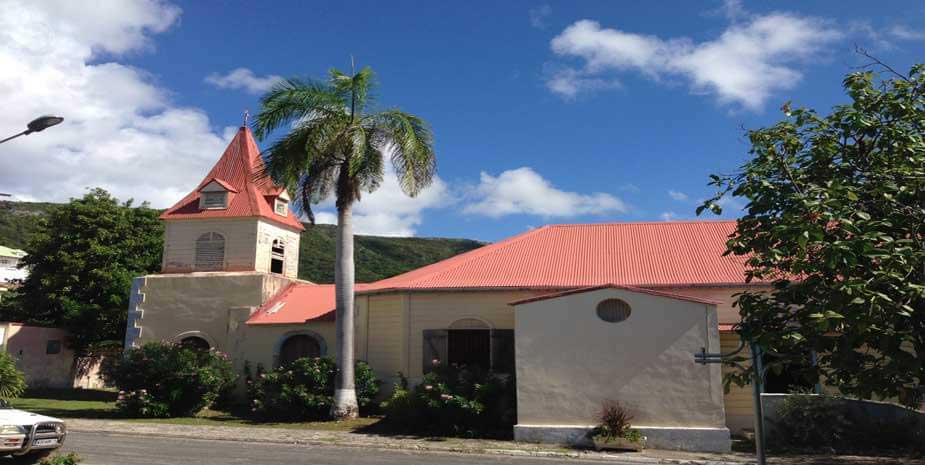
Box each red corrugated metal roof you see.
[247,283,335,325]
[362,221,749,292]
[246,283,374,325]
[160,126,304,231]
[509,284,722,306]
[199,177,238,193]
[247,221,751,325]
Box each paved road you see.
[30,431,617,465]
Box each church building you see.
[127,124,772,452]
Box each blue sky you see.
[1,1,922,241]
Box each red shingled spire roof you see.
[160,126,304,231]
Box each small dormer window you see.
[274,198,288,216]
[201,191,227,210]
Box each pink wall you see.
[0,322,104,389]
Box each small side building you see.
[512,285,729,452]
[0,322,104,389]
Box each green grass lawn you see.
[10,389,380,432]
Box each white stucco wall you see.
[514,288,726,429]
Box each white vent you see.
[274,198,288,215]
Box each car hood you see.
[0,408,62,425]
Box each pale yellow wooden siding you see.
[365,294,405,384]
[162,219,260,272]
[406,290,538,381]
[660,286,769,324]
[720,332,755,433]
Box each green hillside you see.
[0,200,483,283]
[0,201,57,249]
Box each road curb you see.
[67,420,752,464]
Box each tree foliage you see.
[253,66,437,221]
[701,64,925,405]
[0,189,163,354]
[0,351,26,399]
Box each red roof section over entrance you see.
[160,126,304,231]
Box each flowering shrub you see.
[381,361,515,437]
[247,357,379,421]
[38,452,82,465]
[115,389,168,418]
[102,341,237,417]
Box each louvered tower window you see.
[195,232,225,270]
[270,239,285,274]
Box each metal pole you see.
[750,341,767,465]
[810,351,823,394]
[0,131,28,145]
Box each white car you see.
[0,399,66,459]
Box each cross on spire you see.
[242,109,250,128]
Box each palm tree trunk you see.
[332,200,358,419]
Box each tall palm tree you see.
[253,66,436,419]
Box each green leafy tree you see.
[253,65,436,418]
[0,351,26,398]
[0,189,163,354]
[700,64,925,405]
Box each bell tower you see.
[158,125,304,278]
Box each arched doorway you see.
[278,334,322,366]
[179,336,211,352]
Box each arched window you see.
[278,334,322,366]
[270,238,285,274]
[422,318,514,374]
[179,336,211,352]
[195,232,225,270]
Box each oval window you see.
[596,299,631,323]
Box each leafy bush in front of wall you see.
[770,394,922,453]
[102,342,237,417]
[0,351,26,399]
[247,357,379,421]
[381,363,515,437]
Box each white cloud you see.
[0,0,233,208]
[548,14,842,109]
[310,160,451,237]
[463,167,626,218]
[668,190,689,201]
[660,212,679,221]
[205,68,283,94]
[718,0,747,23]
[529,5,552,29]
[889,25,925,41]
[545,67,620,99]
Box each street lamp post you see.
[0,115,64,145]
